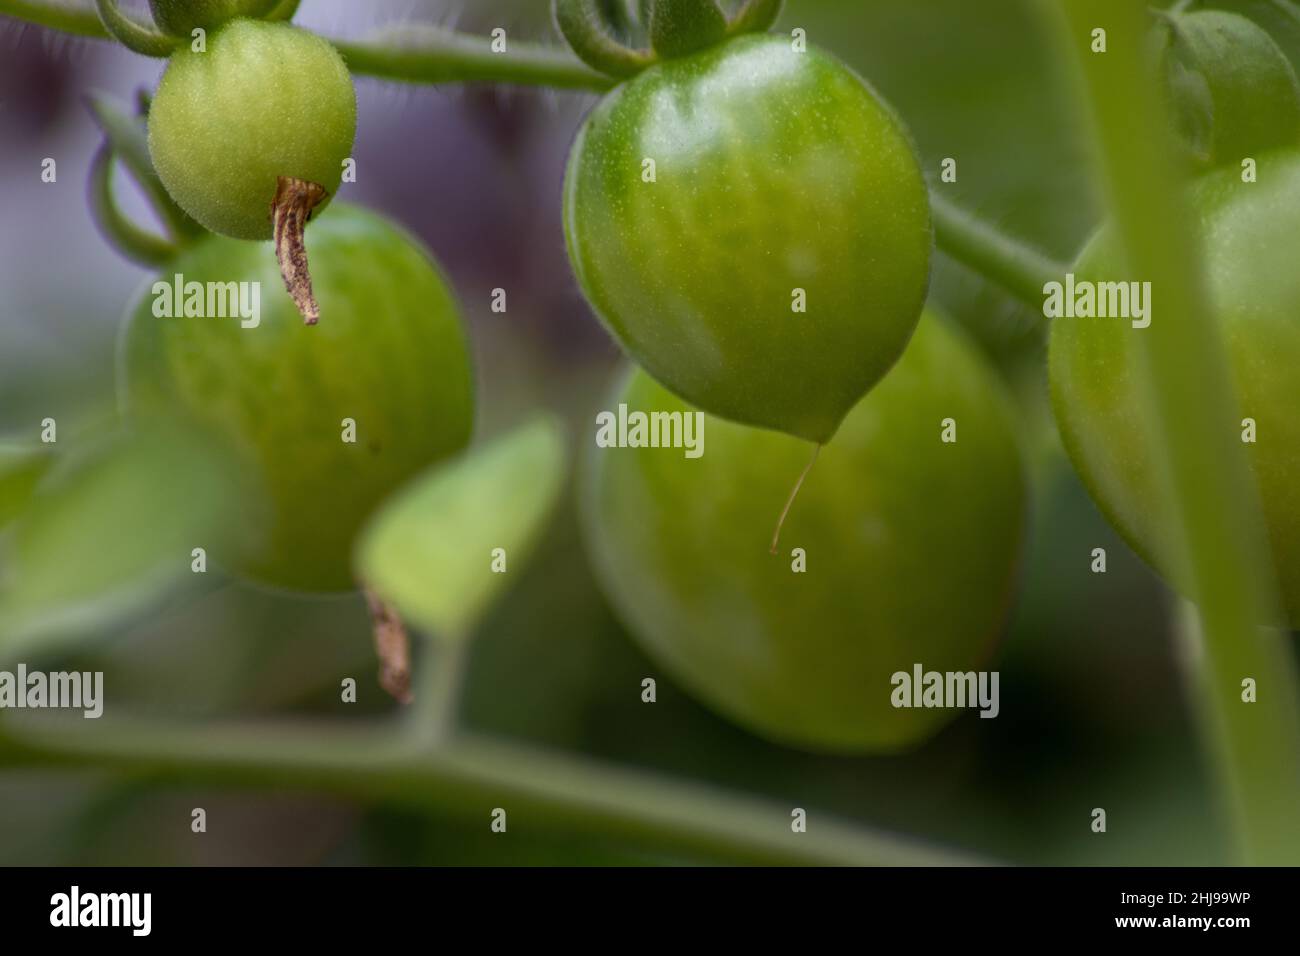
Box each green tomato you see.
[563,33,931,444]
[147,19,355,240]
[148,0,280,37]
[120,205,475,593]
[1050,150,1300,625]
[582,313,1026,753]
[1161,10,1300,168]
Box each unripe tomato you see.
[582,314,1026,753]
[564,33,931,445]
[120,205,475,593]
[1050,150,1300,624]
[147,19,356,241]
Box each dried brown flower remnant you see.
[365,588,413,704]
[272,176,327,324]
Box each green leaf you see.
[0,440,54,531]
[0,421,236,659]
[356,415,568,641]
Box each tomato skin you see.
[1049,151,1300,624]
[582,314,1027,753]
[148,19,356,241]
[563,33,931,445]
[120,205,475,593]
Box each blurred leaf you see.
[356,415,567,641]
[0,440,54,530]
[0,421,235,659]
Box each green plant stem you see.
[93,0,175,56]
[332,26,615,90]
[87,143,177,267]
[0,0,104,35]
[85,92,202,241]
[409,635,469,749]
[0,0,614,90]
[1052,0,1300,865]
[930,192,1064,310]
[554,0,656,79]
[0,714,989,866]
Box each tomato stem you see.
[0,1,616,91]
[930,192,1063,314]
[93,0,176,57]
[0,711,994,865]
[87,142,178,267]
[85,92,203,243]
[554,0,656,79]
[408,637,470,750]
[769,442,820,556]
[272,176,325,325]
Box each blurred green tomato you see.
[1050,151,1300,624]
[120,205,475,593]
[147,18,355,240]
[564,33,931,444]
[583,314,1026,753]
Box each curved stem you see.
[0,713,991,866]
[332,25,616,91]
[930,191,1064,312]
[554,0,655,79]
[87,143,177,267]
[728,0,784,35]
[85,92,202,241]
[0,0,105,36]
[1052,0,1300,866]
[94,0,176,56]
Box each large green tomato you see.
[564,33,931,445]
[1050,151,1300,624]
[148,19,355,240]
[120,205,475,593]
[583,314,1026,753]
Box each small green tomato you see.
[563,33,931,444]
[120,205,475,594]
[147,18,356,242]
[583,313,1026,753]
